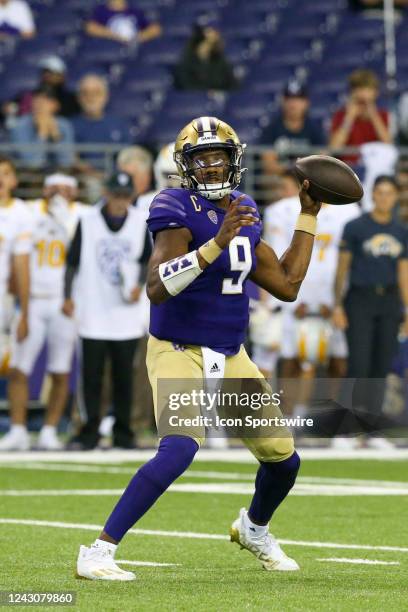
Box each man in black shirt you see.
[333,175,408,448]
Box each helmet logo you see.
[207,210,218,224]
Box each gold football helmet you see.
[174,116,246,200]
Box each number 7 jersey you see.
[147,188,262,355]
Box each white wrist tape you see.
[159,250,203,296]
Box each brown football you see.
[294,154,364,205]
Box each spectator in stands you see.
[260,79,325,178]
[330,69,391,163]
[85,0,161,45]
[73,74,131,170]
[11,56,80,120]
[9,86,75,169]
[174,20,237,91]
[117,146,153,199]
[0,0,35,39]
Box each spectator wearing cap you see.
[330,69,391,163]
[0,0,35,39]
[260,80,325,184]
[16,56,81,119]
[9,86,75,169]
[174,19,237,91]
[73,74,131,171]
[63,171,152,450]
[85,0,161,45]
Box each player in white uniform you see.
[265,178,360,419]
[1,174,86,451]
[0,156,32,387]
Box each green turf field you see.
[0,457,407,611]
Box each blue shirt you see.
[72,113,131,163]
[10,114,74,168]
[341,213,408,287]
[147,188,262,355]
[259,113,325,153]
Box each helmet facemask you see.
[175,143,245,200]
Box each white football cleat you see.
[76,545,136,581]
[230,508,299,571]
[37,426,63,451]
[0,427,30,451]
[365,437,396,450]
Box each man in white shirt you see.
[1,173,85,451]
[0,0,35,38]
[63,172,151,450]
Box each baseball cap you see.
[283,79,308,98]
[105,171,134,195]
[39,55,66,74]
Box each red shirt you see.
[330,107,389,163]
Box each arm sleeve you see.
[146,190,192,238]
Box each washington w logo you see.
[96,238,131,285]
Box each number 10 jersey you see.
[147,188,262,356]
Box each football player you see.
[76,117,322,580]
[0,174,85,451]
[265,189,360,421]
[0,156,32,443]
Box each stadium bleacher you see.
[0,0,402,149]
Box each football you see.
[294,154,364,205]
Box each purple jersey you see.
[147,188,262,355]
[91,5,149,38]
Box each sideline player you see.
[0,174,85,451]
[265,182,360,420]
[76,117,322,579]
[0,156,32,445]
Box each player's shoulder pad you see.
[149,188,188,218]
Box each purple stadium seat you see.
[163,91,223,118]
[138,37,185,66]
[15,37,65,65]
[78,39,129,65]
[226,91,274,120]
[108,93,150,120]
[120,65,173,93]
[36,9,81,38]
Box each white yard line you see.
[2,481,408,496]
[4,463,408,490]
[1,448,408,463]
[316,558,400,566]
[1,518,408,554]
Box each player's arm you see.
[62,221,82,317]
[250,181,321,301]
[12,253,30,341]
[147,195,257,305]
[332,226,354,330]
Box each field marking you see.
[1,518,408,554]
[116,560,179,567]
[2,482,408,496]
[316,558,400,566]
[1,448,408,463]
[3,463,408,490]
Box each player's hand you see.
[129,286,142,303]
[332,305,348,330]
[294,303,308,319]
[62,298,75,318]
[214,195,259,249]
[319,304,332,319]
[299,180,322,217]
[16,315,28,343]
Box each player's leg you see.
[108,337,138,448]
[38,305,77,450]
[70,337,107,450]
[226,346,300,571]
[76,336,204,580]
[0,301,46,451]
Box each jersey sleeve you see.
[146,190,192,238]
[13,206,33,255]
